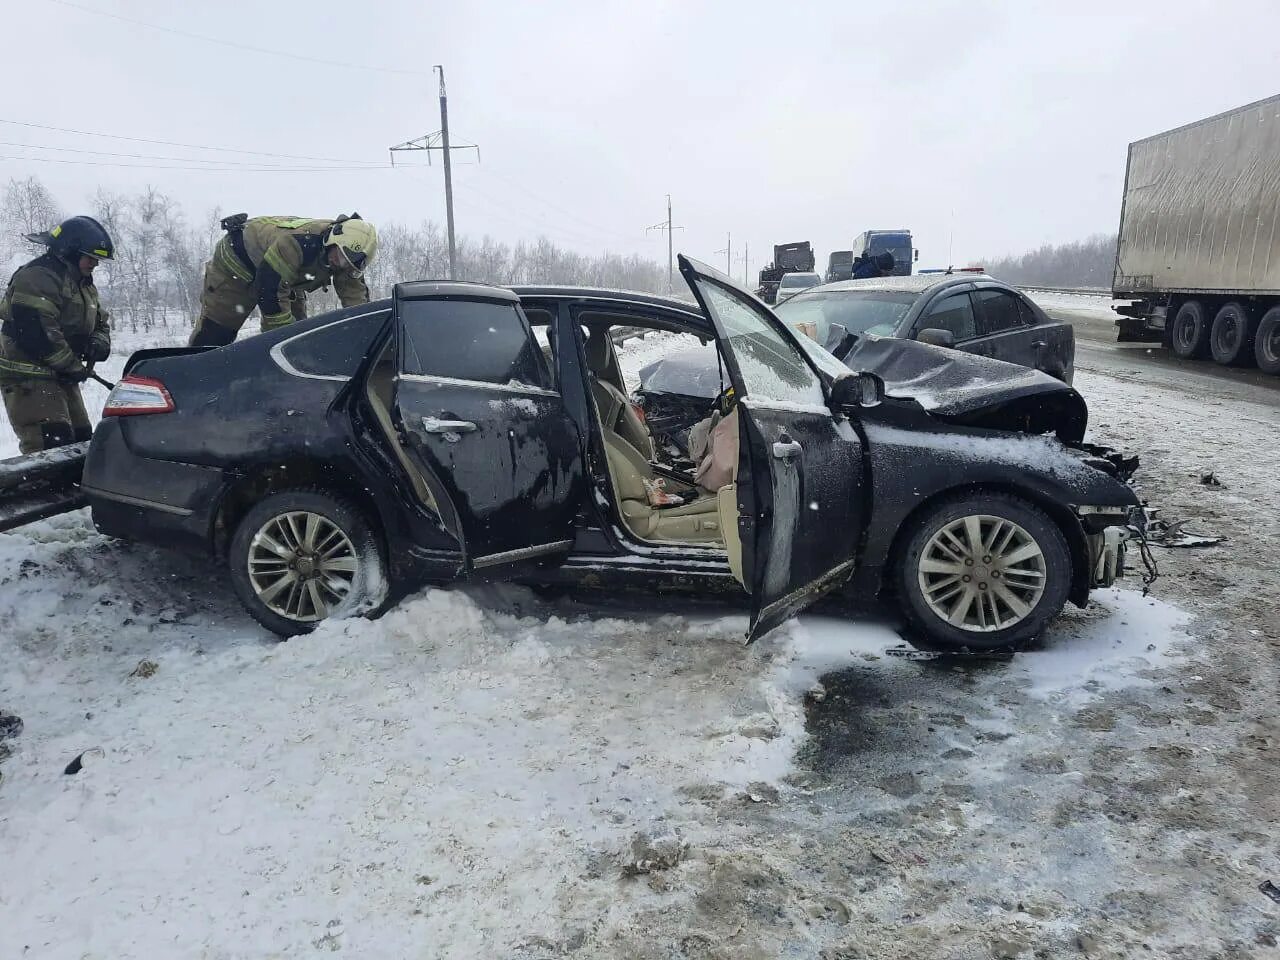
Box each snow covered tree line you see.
[980,233,1117,288]
[0,175,673,333]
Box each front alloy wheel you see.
[896,492,1072,651]
[917,515,1047,631]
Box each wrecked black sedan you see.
[82,256,1140,650]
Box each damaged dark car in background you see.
[72,256,1147,651]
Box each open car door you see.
[389,282,585,574]
[679,256,866,641]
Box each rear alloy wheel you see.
[1209,302,1256,366]
[1170,300,1211,359]
[1255,307,1280,375]
[896,493,1071,651]
[230,489,385,637]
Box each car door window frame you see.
[397,296,560,397]
[915,286,979,343]
[686,273,831,411]
[971,286,1031,337]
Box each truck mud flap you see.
[0,442,89,533]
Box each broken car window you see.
[400,299,550,389]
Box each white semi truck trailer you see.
[1112,93,1280,374]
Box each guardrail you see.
[1017,285,1112,297]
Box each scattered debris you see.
[621,832,687,877]
[129,659,159,679]
[414,874,434,886]
[1145,515,1224,549]
[64,747,105,776]
[0,710,21,742]
[744,782,780,804]
[1199,471,1221,487]
[1260,880,1280,905]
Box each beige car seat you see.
[584,329,655,460]
[602,429,723,543]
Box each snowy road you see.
[1,313,1278,957]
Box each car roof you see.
[395,280,518,302]
[509,285,703,316]
[797,272,997,297]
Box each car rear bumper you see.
[83,419,224,554]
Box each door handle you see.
[421,416,477,434]
[772,438,802,461]
[1031,340,1047,350]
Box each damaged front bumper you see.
[1078,505,1158,589]
[1088,524,1129,587]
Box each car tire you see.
[1170,300,1210,359]
[1209,302,1256,366]
[1255,307,1280,375]
[895,492,1072,652]
[229,488,387,638]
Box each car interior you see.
[364,304,745,580]
[530,309,743,566]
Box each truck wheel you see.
[1209,302,1256,366]
[894,492,1072,653]
[1255,307,1280,375]
[229,489,387,638]
[1170,300,1210,359]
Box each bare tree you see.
[0,176,62,266]
[982,233,1117,288]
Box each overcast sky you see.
[5,0,1279,279]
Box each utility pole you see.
[646,194,682,292]
[714,232,732,274]
[389,66,480,280]
[737,242,750,285]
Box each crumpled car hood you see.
[842,335,1088,442]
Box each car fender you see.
[849,409,1138,605]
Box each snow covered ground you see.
[2,310,1278,957]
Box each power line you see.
[0,119,373,165]
[43,0,430,76]
[389,67,479,279]
[646,195,683,292]
[0,154,394,173]
[0,140,385,169]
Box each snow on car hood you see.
[842,335,1089,441]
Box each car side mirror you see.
[830,371,885,409]
[916,327,956,348]
[913,248,920,262]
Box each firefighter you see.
[188,213,379,347]
[0,216,114,455]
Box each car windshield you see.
[775,290,918,345]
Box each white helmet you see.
[325,214,378,278]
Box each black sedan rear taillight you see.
[102,375,175,416]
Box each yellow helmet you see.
[325,215,378,278]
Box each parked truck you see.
[1112,93,1280,374]
[757,241,815,303]
[826,250,853,282]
